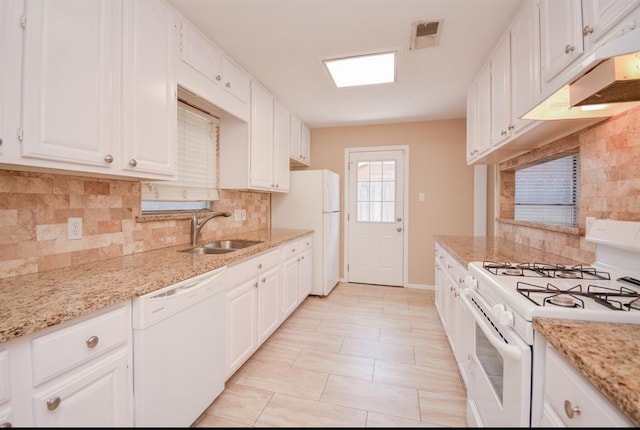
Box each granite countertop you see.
[0,228,313,345]
[534,318,640,426]
[434,235,639,426]
[433,235,584,267]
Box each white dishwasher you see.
[132,266,226,427]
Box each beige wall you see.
[304,119,474,287]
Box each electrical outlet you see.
[234,209,243,221]
[68,217,82,240]
[241,209,247,221]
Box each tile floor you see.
[193,282,468,427]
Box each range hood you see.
[523,26,640,121]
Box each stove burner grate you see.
[483,260,611,281]
[515,281,640,311]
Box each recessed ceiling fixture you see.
[323,51,397,88]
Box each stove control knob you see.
[499,310,514,327]
[464,275,478,290]
[492,304,506,319]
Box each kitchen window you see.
[514,154,580,227]
[141,100,219,212]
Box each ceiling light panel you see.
[323,51,397,88]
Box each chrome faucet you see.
[191,211,232,245]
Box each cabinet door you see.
[257,265,281,343]
[121,0,177,178]
[282,255,299,318]
[540,0,583,84]
[21,0,120,169]
[300,122,311,165]
[466,80,478,163]
[510,0,540,129]
[273,100,290,192]
[180,18,223,85]
[222,56,250,104]
[582,0,640,48]
[249,82,274,190]
[226,278,258,377]
[476,63,491,155]
[490,32,512,147]
[32,349,132,427]
[298,249,312,302]
[289,114,302,162]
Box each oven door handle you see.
[460,289,529,362]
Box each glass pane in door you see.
[356,160,396,222]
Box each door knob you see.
[396,227,402,232]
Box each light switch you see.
[418,192,425,202]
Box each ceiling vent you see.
[410,20,443,50]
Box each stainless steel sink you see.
[202,239,263,250]
[179,239,263,254]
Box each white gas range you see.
[461,219,640,427]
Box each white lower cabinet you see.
[225,248,281,378]
[0,301,133,427]
[281,235,313,319]
[532,337,634,427]
[434,242,470,387]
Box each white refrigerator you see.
[271,169,340,296]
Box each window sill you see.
[496,218,583,236]
[136,211,196,223]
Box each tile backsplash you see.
[0,170,269,279]
[497,106,640,263]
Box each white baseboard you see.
[404,283,434,290]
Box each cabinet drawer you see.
[31,303,130,386]
[298,236,312,252]
[226,247,281,286]
[544,344,633,427]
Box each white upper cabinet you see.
[20,0,121,171]
[489,32,512,147]
[510,0,541,127]
[249,81,275,190]
[466,61,491,162]
[7,0,178,180]
[121,0,177,178]
[272,99,290,192]
[581,0,640,49]
[289,114,311,166]
[177,17,250,121]
[540,0,584,84]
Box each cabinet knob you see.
[583,25,594,36]
[215,75,221,81]
[257,263,262,269]
[104,154,113,163]
[225,82,231,88]
[86,335,99,348]
[261,277,266,283]
[129,159,137,167]
[564,44,575,54]
[563,400,581,419]
[253,282,258,288]
[501,129,507,136]
[508,124,515,130]
[0,137,3,146]
[46,396,61,411]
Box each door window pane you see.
[356,160,396,222]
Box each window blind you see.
[514,154,579,227]
[141,101,219,202]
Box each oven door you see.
[459,287,532,427]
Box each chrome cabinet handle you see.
[583,25,593,36]
[46,396,61,411]
[104,154,113,163]
[129,159,137,167]
[86,335,99,348]
[564,44,575,54]
[564,400,581,419]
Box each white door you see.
[346,148,405,286]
